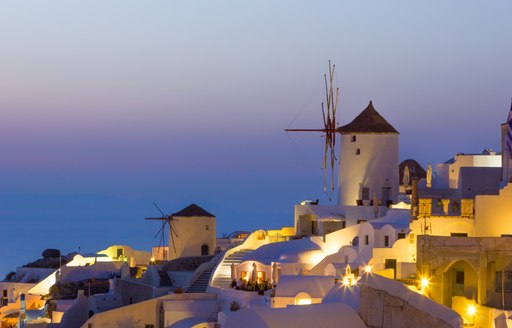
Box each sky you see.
[0,1,511,276]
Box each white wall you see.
[97,245,151,266]
[324,222,361,254]
[435,153,501,189]
[409,217,474,238]
[170,216,216,259]
[162,298,218,327]
[451,154,501,188]
[474,182,512,237]
[338,133,399,207]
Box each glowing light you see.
[420,277,429,290]
[342,275,358,286]
[150,257,155,263]
[467,304,476,317]
[296,298,312,305]
[364,265,372,274]
[341,265,359,286]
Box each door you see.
[453,270,464,296]
[385,259,397,279]
[201,244,209,256]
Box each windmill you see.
[285,61,340,200]
[145,202,180,261]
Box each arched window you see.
[295,292,312,305]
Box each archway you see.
[442,260,478,307]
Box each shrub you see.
[229,301,240,312]
[42,249,61,259]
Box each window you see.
[351,135,356,142]
[364,235,369,245]
[344,255,348,263]
[88,324,93,328]
[145,325,154,328]
[450,233,468,237]
[384,236,390,247]
[496,271,512,292]
[2,290,6,297]
[362,187,370,200]
[117,248,123,258]
[341,221,346,229]
[455,271,464,285]
[398,233,406,240]
[2,299,7,306]
[355,148,361,155]
[205,225,209,231]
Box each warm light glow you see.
[296,298,312,305]
[150,257,155,262]
[342,275,358,287]
[364,265,372,274]
[467,304,476,317]
[420,277,429,290]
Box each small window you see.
[455,271,464,285]
[344,255,348,263]
[205,225,209,231]
[450,233,468,237]
[356,148,361,155]
[2,290,6,297]
[2,299,7,306]
[351,135,356,142]
[398,233,406,240]
[384,236,390,247]
[365,235,369,245]
[88,324,93,328]
[117,248,123,258]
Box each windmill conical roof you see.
[172,203,215,217]
[338,101,398,134]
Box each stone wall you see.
[359,284,462,328]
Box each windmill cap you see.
[337,101,399,134]
[172,203,215,217]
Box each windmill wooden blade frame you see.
[285,61,340,200]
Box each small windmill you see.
[285,61,340,200]
[145,202,180,261]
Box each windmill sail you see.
[285,61,340,200]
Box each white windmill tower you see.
[337,101,399,207]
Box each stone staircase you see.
[211,249,253,289]
[186,268,214,293]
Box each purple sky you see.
[1,1,511,276]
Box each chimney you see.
[411,178,418,220]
